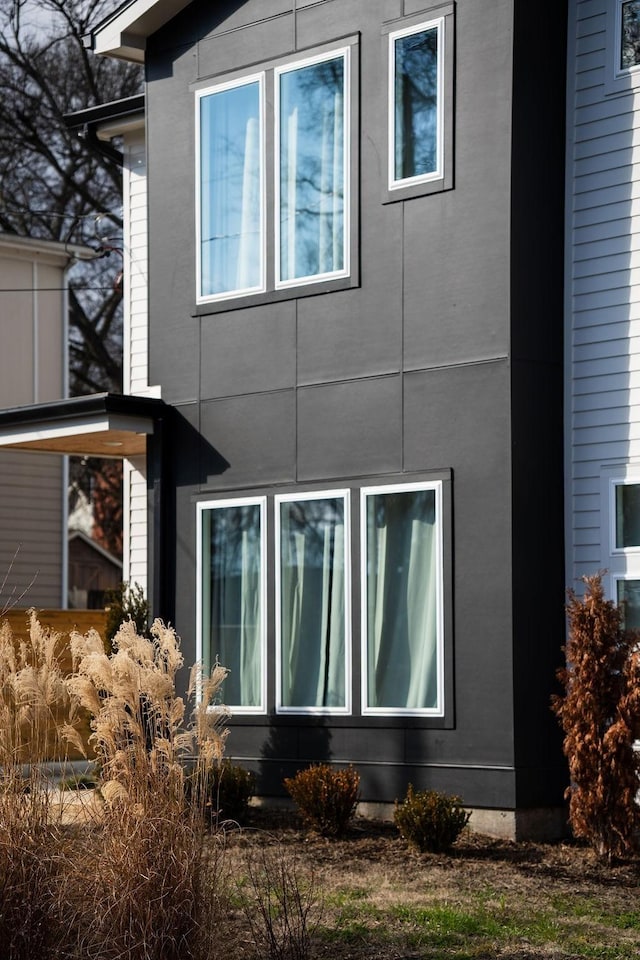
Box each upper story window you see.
[383,4,454,201]
[196,45,352,307]
[276,53,347,287]
[389,18,443,189]
[197,75,265,301]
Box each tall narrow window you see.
[616,579,640,630]
[276,492,350,712]
[615,482,640,549]
[199,499,266,712]
[389,19,443,188]
[362,483,443,715]
[277,51,348,286]
[198,76,264,300]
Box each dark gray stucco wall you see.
[144,0,567,810]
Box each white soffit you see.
[91,0,195,63]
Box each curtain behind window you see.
[279,497,347,709]
[203,503,263,708]
[365,488,439,711]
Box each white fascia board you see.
[92,0,196,63]
[0,415,153,447]
[0,233,94,266]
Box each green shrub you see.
[188,760,255,824]
[284,764,360,838]
[394,785,470,853]
[104,581,149,651]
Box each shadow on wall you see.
[258,718,333,798]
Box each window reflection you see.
[393,25,439,183]
[279,56,345,283]
[200,80,263,298]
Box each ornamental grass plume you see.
[65,618,230,960]
[552,573,640,862]
[0,610,78,959]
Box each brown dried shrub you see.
[551,573,640,862]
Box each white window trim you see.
[275,488,352,716]
[196,496,268,715]
[388,17,445,192]
[615,0,640,78]
[195,73,267,305]
[360,480,445,718]
[609,476,640,556]
[275,47,351,290]
[605,1,640,95]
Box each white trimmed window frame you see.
[274,47,351,291]
[275,488,352,716]
[388,16,445,192]
[605,0,640,95]
[196,496,268,715]
[600,465,640,610]
[196,477,448,720]
[196,43,353,306]
[195,73,267,305]
[360,480,445,718]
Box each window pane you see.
[279,56,345,283]
[393,25,439,182]
[617,579,640,630]
[615,483,640,548]
[621,1,640,70]
[200,81,262,297]
[202,503,263,708]
[279,497,347,709]
[365,487,440,711]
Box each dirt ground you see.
[219,811,640,960]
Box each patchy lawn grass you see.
[218,811,640,960]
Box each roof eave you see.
[88,0,195,64]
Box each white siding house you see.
[121,128,155,594]
[567,0,640,626]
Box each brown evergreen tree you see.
[552,573,640,861]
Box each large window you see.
[197,46,351,305]
[276,492,350,713]
[197,479,445,719]
[197,498,266,713]
[361,482,444,716]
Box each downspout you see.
[61,266,70,608]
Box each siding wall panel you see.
[567,1,640,594]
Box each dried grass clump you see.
[68,618,228,809]
[0,610,77,959]
[66,618,230,960]
[552,573,640,862]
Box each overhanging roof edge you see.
[0,393,169,458]
[0,393,168,430]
